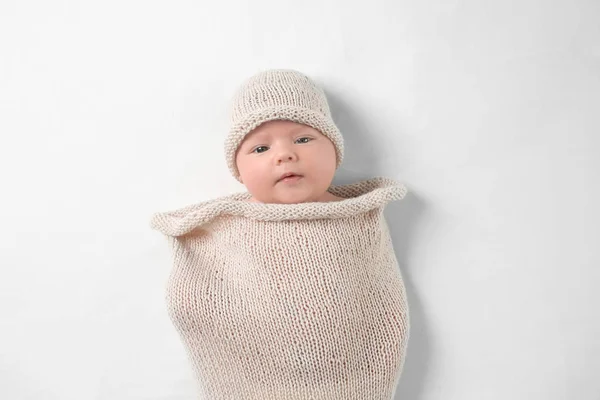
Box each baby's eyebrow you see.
[248,127,305,142]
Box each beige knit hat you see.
[224,69,344,182]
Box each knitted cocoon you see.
[150,177,410,400]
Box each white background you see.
[1,0,599,399]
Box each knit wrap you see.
[224,69,345,182]
[150,177,410,400]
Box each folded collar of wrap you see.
[150,176,408,237]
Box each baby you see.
[224,69,345,204]
[150,69,410,400]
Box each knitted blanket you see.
[150,177,410,400]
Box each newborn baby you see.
[151,69,410,400]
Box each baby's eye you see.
[296,137,312,144]
[252,146,269,154]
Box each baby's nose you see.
[277,155,295,164]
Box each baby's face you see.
[235,120,338,204]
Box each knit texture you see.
[224,69,344,182]
[150,177,410,400]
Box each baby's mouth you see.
[277,174,303,183]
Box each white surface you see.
[1,0,599,399]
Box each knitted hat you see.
[224,69,344,182]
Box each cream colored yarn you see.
[224,69,345,182]
[150,177,410,400]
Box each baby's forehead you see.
[247,121,314,139]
